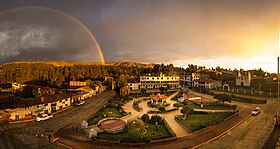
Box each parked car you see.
[36,114,53,122]
[251,107,261,116]
[75,100,85,106]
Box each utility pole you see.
[277,27,280,124]
[277,56,279,123]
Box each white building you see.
[128,83,140,91]
[6,87,99,120]
[181,73,200,86]
[236,71,251,87]
[195,80,222,89]
[140,73,180,89]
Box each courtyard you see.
[85,90,238,142]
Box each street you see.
[1,90,115,149]
[199,99,278,149]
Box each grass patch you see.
[97,118,172,142]
[88,107,126,125]
[130,92,154,98]
[191,104,235,110]
[162,91,176,96]
[176,112,235,132]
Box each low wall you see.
[259,119,276,148]
[163,118,176,137]
[95,138,120,144]
[150,136,177,143]
[194,109,236,113]
[174,115,191,133]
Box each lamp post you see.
[258,82,261,97]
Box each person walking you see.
[76,126,78,132]
[72,124,75,131]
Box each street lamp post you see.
[258,82,261,97]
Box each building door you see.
[51,106,56,113]
[15,115,19,120]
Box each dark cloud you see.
[0,6,102,63]
[0,0,279,71]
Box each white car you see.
[36,114,53,122]
[75,101,85,106]
[251,107,261,116]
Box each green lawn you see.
[88,107,125,125]
[97,118,172,142]
[176,112,235,132]
[162,91,176,96]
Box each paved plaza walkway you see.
[122,94,190,137]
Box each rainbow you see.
[0,6,105,64]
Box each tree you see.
[140,88,147,95]
[159,87,165,93]
[141,114,150,123]
[158,106,165,112]
[214,94,232,104]
[120,86,131,97]
[115,75,130,97]
[150,115,163,125]
[180,106,194,120]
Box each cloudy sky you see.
[0,0,280,72]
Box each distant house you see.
[0,83,13,92]
[104,77,114,90]
[12,82,26,91]
[128,83,140,91]
[69,81,87,87]
[181,73,200,86]
[195,80,222,89]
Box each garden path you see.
[122,93,190,137]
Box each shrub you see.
[183,100,188,105]
[150,115,163,125]
[173,102,184,107]
[133,101,143,112]
[158,106,166,112]
[141,114,150,123]
[231,105,237,110]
